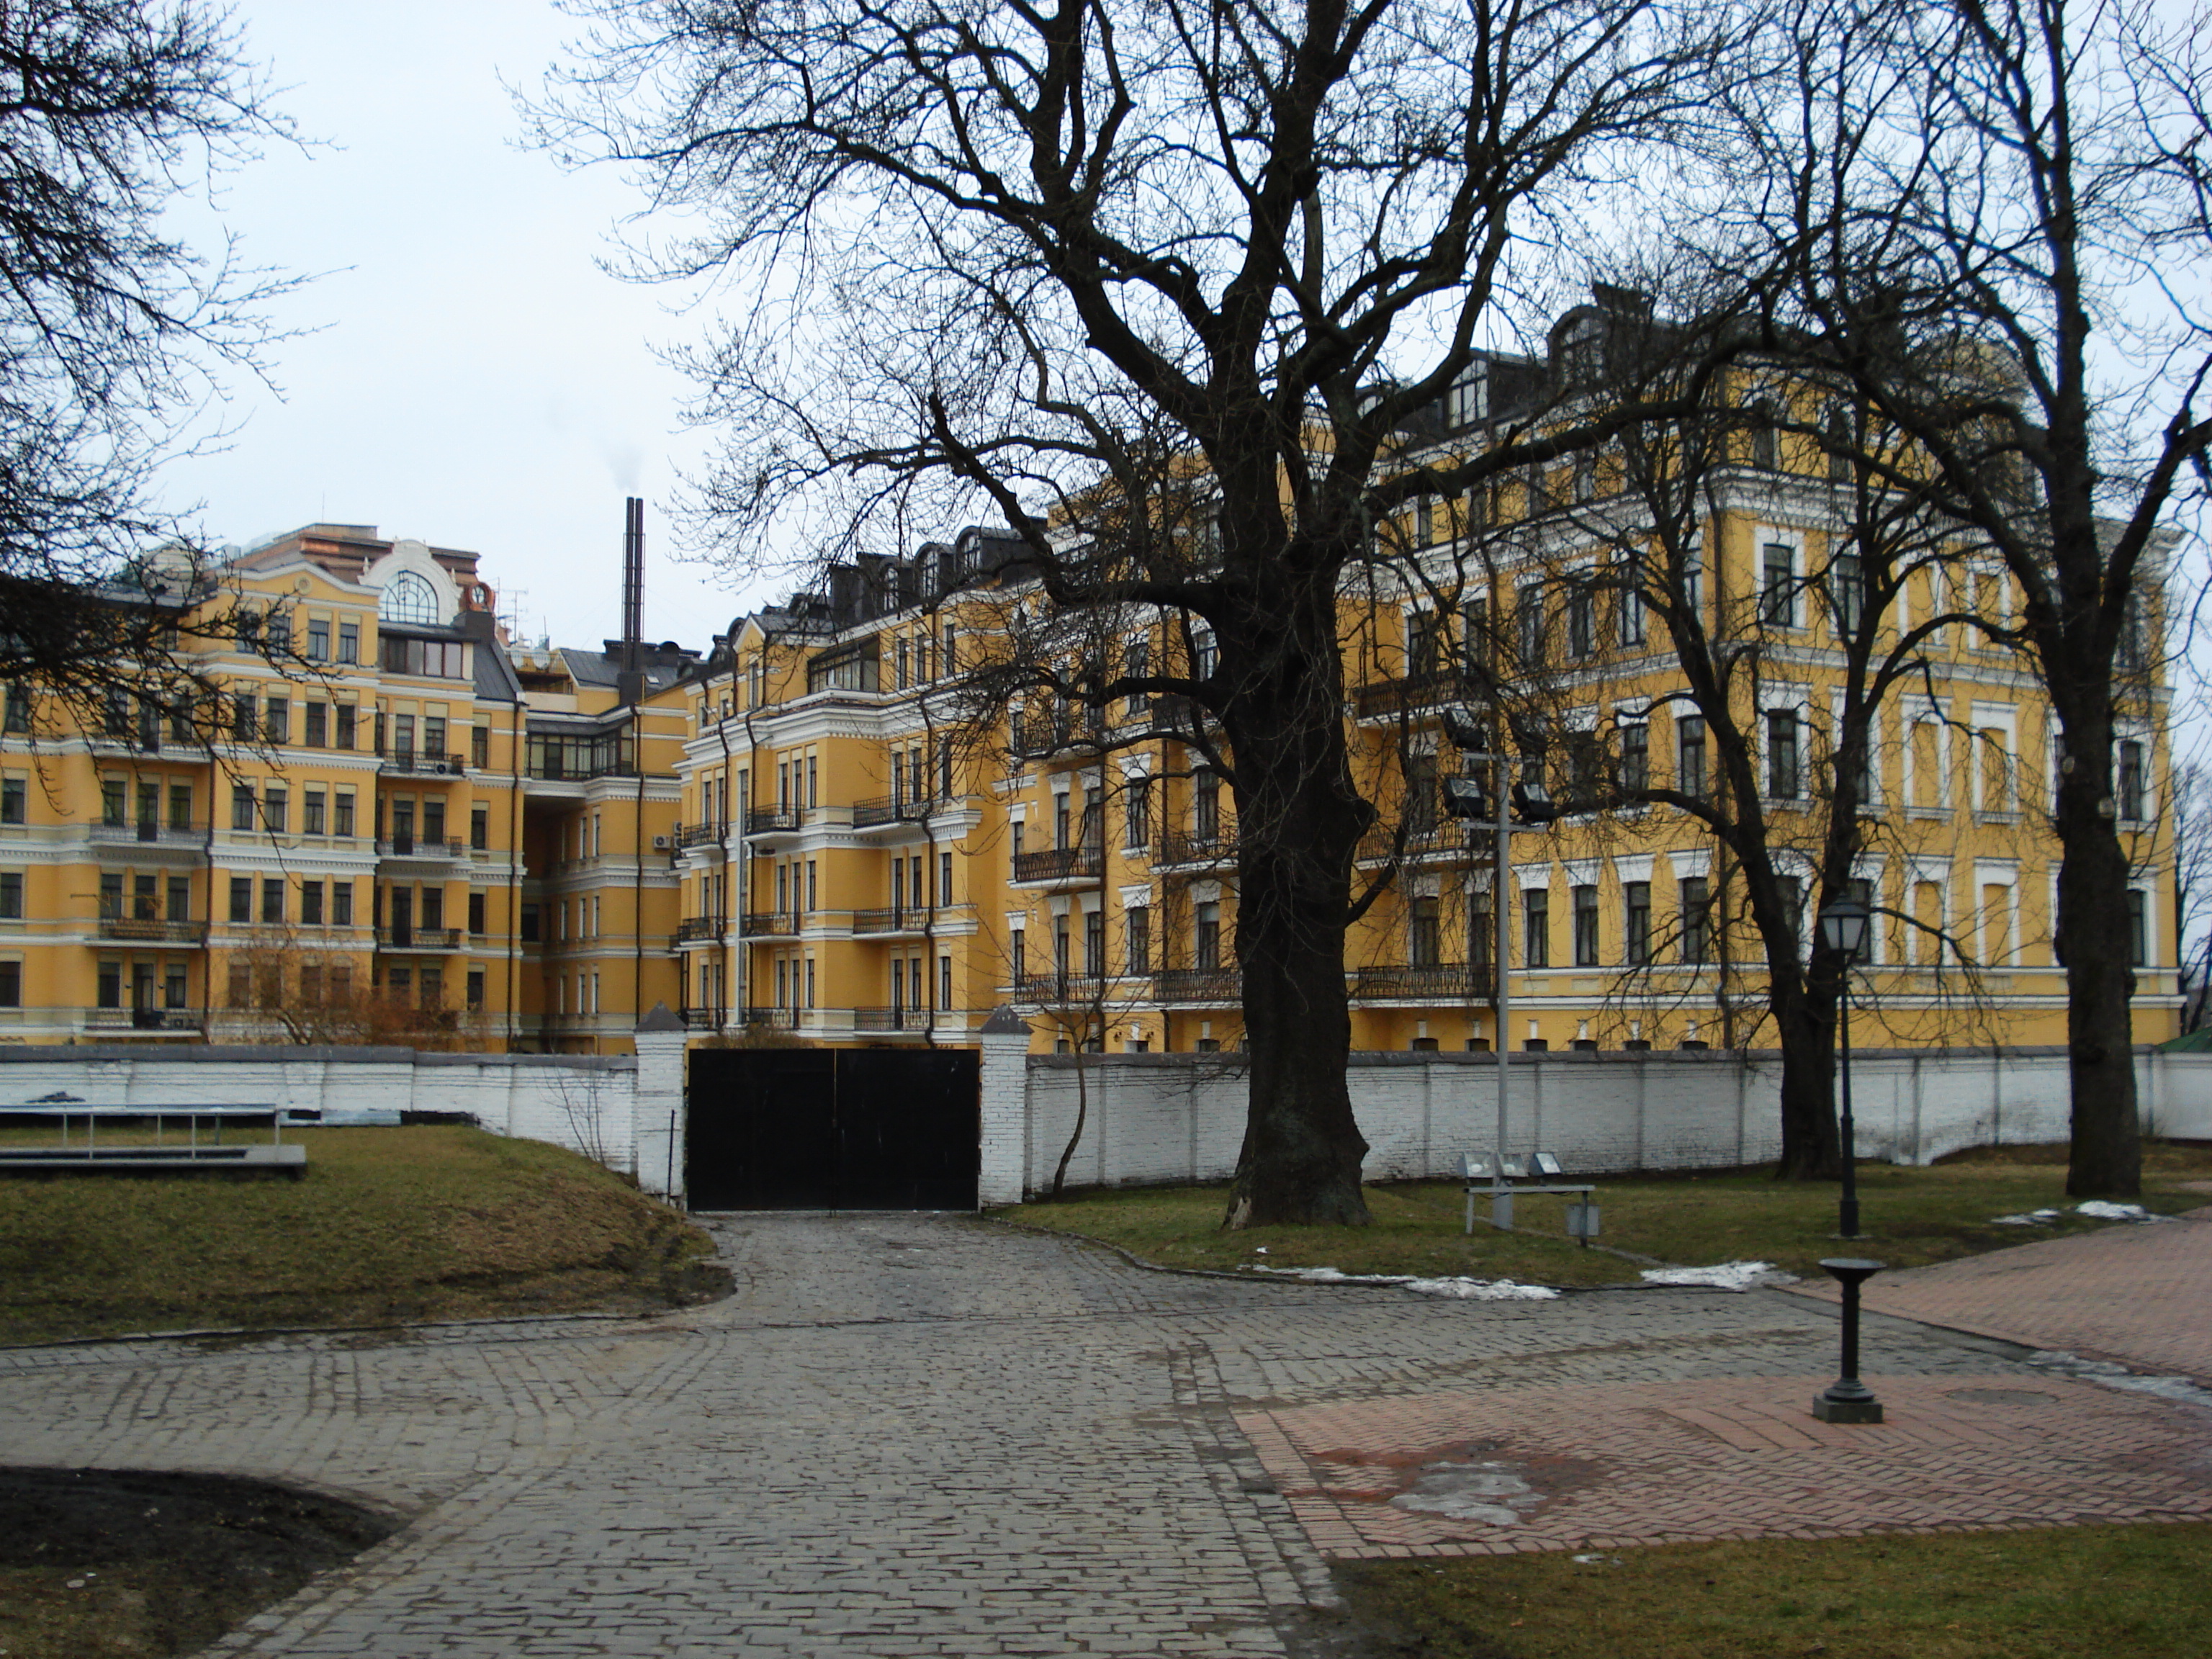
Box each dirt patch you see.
[0,1467,400,1658]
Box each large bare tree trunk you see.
[1771,975,1843,1180]
[1219,572,1373,1228]
[2052,706,2143,1198]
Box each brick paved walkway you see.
[1,1211,2207,1653]
[1786,1206,2212,1382]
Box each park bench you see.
[1462,1151,1599,1244]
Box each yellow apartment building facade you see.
[665,347,2178,1056]
[0,523,689,1053]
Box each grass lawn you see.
[0,1125,723,1346]
[1338,1521,2212,1658]
[996,1141,2212,1287]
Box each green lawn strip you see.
[1339,1521,2212,1659]
[0,1125,720,1346]
[996,1142,2212,1287]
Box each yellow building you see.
[0,523,689,1053]
[667,350,2177,1056]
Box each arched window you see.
[380,571,440,625]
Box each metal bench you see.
[1462,1151,1600,1244]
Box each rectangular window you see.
[1195,901,1221,971]
[305,702,327,747]
[0,872,19,919]
[1616,555,1646,646]
[333,881,354,925]
[1619,722,1648,794]
[471,805,489,850]
[472,725,490,769]
[1192,769,1220,840]
[1124,639,1151,716]
[938,954,953,1009]
[377,635,467,678]
[0,960,21,1007]
[261,878,285,924]
[521,902,541,942]
[1523,886,1550,968]
[230,783,256,831]
[1573,884,1599,966]
[1566,578,1594,659]
[336,703,356,750]
[1830,553,1865,638]
[334,789,356,837]
[1516,583,1545,668]
[938,851,953,906]
[99,961,122,1009]
[264,697,290,744]
[231,693,256,741]
[1127,905,1151,975]
[307,619,330,661]
[469,892,486,935]
[1681,876,1711,964]
[423,716,447,758]
[1125,775,1151,848]
[102,778,127,826]
[1624,881,1651,965]
[2118,739,2146,821]
[168,783,192,830]
[304,788,325,835]
[421,887,444,930]
[1010,927,1025,982]
[166,876,189,922]
[0,777,21,824]
[1761,542,1795,627]
[1085,909,1106,977]
[2,688,28,733]
[1678,716,1707,799]
[301,879,324,925]
[1409,894,1442,968]
[467,968,485,1010]
[228,876,251,923]
[262,786,287,834]
[2129,889,2149,966]
[1766,709,1801,799]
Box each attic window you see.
[380,571,440,625]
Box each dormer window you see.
[380,571,439,625]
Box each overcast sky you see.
[156,0,768,655]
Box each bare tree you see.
[1718,0,2211,1195]
[0,1,302,739]
[536,0,1735,1224]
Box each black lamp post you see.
[1816,895,1869,1240]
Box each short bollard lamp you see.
[1812,1258,1884,1424]
[1816,895,1870,1239]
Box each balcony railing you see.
[676,916,721,943]
[1154,828,1236,868]
[95,918,208,945]
[850,794,938,829]
[852,1005,935,1032]
[740,912,799,937]
[1351,963,1493,1001]
[377,836,467,860]
[1013,973,1113,1006]
[89,822,204,846]
[82,1008,206,1033]
[1153,967,1241,1004]
[674,822,727,848]
[746,805,801,835]
[1012,844,1105,884]
[1010,712,1073,759]
[378,750,468,776]
[853,907,921,935]
[683,1008,727,1029]
[1352,670,1465,719]
[741,1007,797,1029]
[374,927,460,950]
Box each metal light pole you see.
[1816,896,1870,1240]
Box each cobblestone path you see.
[1,1213,2198,1655]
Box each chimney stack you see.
[618,496,647,705]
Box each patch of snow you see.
[1401,1276,1560,1302]
[2028,1349,2212,1407]
[1246,1264,1557,1300]
[1390,1459,1539,1524]
[2074,1200,2167,1223]
[1571,1554,1625,1566]
[1992,1208,2063,1226]
[1640,1260,1799,1290]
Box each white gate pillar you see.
[977,1005,1034,1207]
[633,1003,689,1200]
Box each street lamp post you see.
[1816,895,1870,1240]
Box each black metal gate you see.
[684,1048,981,1210]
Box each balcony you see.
[81,1008,206,1034]
[95,917,209,945]
[1353,670,1464,721]
[852,1005,936,1033]
[741,1007,797,1030]
[1154,967,1241,1004]
[377,836,468,862]
[746,804,801,835]
[1013,973,1113,1006]
[683,1007,727,1030]
[740,912,800,937]
[1010,711,1073,760]
[851,794,938,830]
[89,822,204,848]
[1012,844,1105,885]
[378,750,468,777]
[675,822,727,848]
[374,927,460,951]
[1351,963,1493,1002]
[853,907,921,935]
[675,916,722,943]
[1154,828,1236,868]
